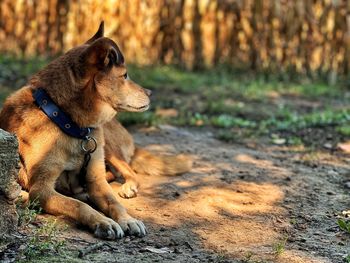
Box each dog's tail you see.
[130,148,192,176]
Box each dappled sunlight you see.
[235,153,275,167]
[278,249,331,263]
[120,172,286,257]
[116,140,290,258]
[84,127,349,262]
[173,182,284,216]
[194,219,280,256]
[140,143,178,155]
[145,181,283,218]
[234,153,288,175]
[117,127,349,262]
[161,181,285,255]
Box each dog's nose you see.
[144,89,152,97]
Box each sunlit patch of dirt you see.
[121,146,288,259]
[279,250,332,263]
[124,126,348,262]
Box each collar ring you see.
[81,136,97,153]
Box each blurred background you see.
[0,0,349,148]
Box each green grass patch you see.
[272,236,288,256]
[16,197,42,226]
[129,65,345,100]
[336,125,350,136]
[260,109,350,132]
[15,197,69,262]
[0,55,49,88]
[126,65,349,145]
[117,111,160,126]
[22,218,67,261]
[337,219,350,234]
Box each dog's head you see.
[79,22,151,114]
[31,22,151,127]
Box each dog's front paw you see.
[118,181,138,199]
[118,216,147,237]
[93,218,124,240]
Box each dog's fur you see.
[103,119,192,199]
[0,22,191,239]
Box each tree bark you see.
[0,129,21,239]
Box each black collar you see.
[33,88,94,139]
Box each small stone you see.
[327,170,339,176]
[341,210,350,217]
[326,134,333,139]
[272,138,286,145]
[173,248,182,254]
[344,182,350,189]
[323,143,333,149]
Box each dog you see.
[0,22,191,239]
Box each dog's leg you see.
[29,184,124,239]
[28,165,124,240]
[106,155,139,199]
[87,149,146,237]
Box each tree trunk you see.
[0,129,21,240]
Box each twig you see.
[184,241,194,251]
[104,242,119,250]
[64,237,94,244]
[78,242,104,258]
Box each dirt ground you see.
[1,124,350,263]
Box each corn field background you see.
[0,0,350,78]
[1,2,350,262]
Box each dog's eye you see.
[123,73,128,79]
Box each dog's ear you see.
[85,21,104,44]
[82,38,124,71]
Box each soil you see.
[1,125,350,263]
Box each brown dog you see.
[0,22,191,239]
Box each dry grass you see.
[0,0,349,78]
